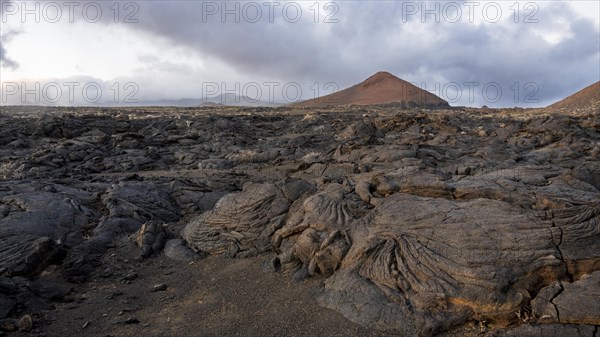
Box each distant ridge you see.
[136,95,282,107]
[547,81,599,115]
[294,71,449,107]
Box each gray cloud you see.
[0,30,20,69]
[2,1,599,107]
[109,0,597,107]
[0,1,19,69]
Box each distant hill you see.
[137,95,282,107]
[547,81,599,115]
[294,71,449,108]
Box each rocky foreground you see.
[1,105,599,337]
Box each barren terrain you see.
[1,102,599,337]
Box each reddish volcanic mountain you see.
[295,71,449,107]
[547,81,599,115]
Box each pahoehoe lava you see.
[1,82,599,336]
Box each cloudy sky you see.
[1,0,599,107]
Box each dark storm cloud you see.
[429,2,600,106]
[125,1,412,84]
[107,0,597,106]
[2,0,598,106]
[0,10,20,69]
[0,37,19,69]
[0,1,19,69]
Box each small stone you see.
[151,284,168,292]
[18,314,33,331]
[124,318,140,324]
[123,271,138,281]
